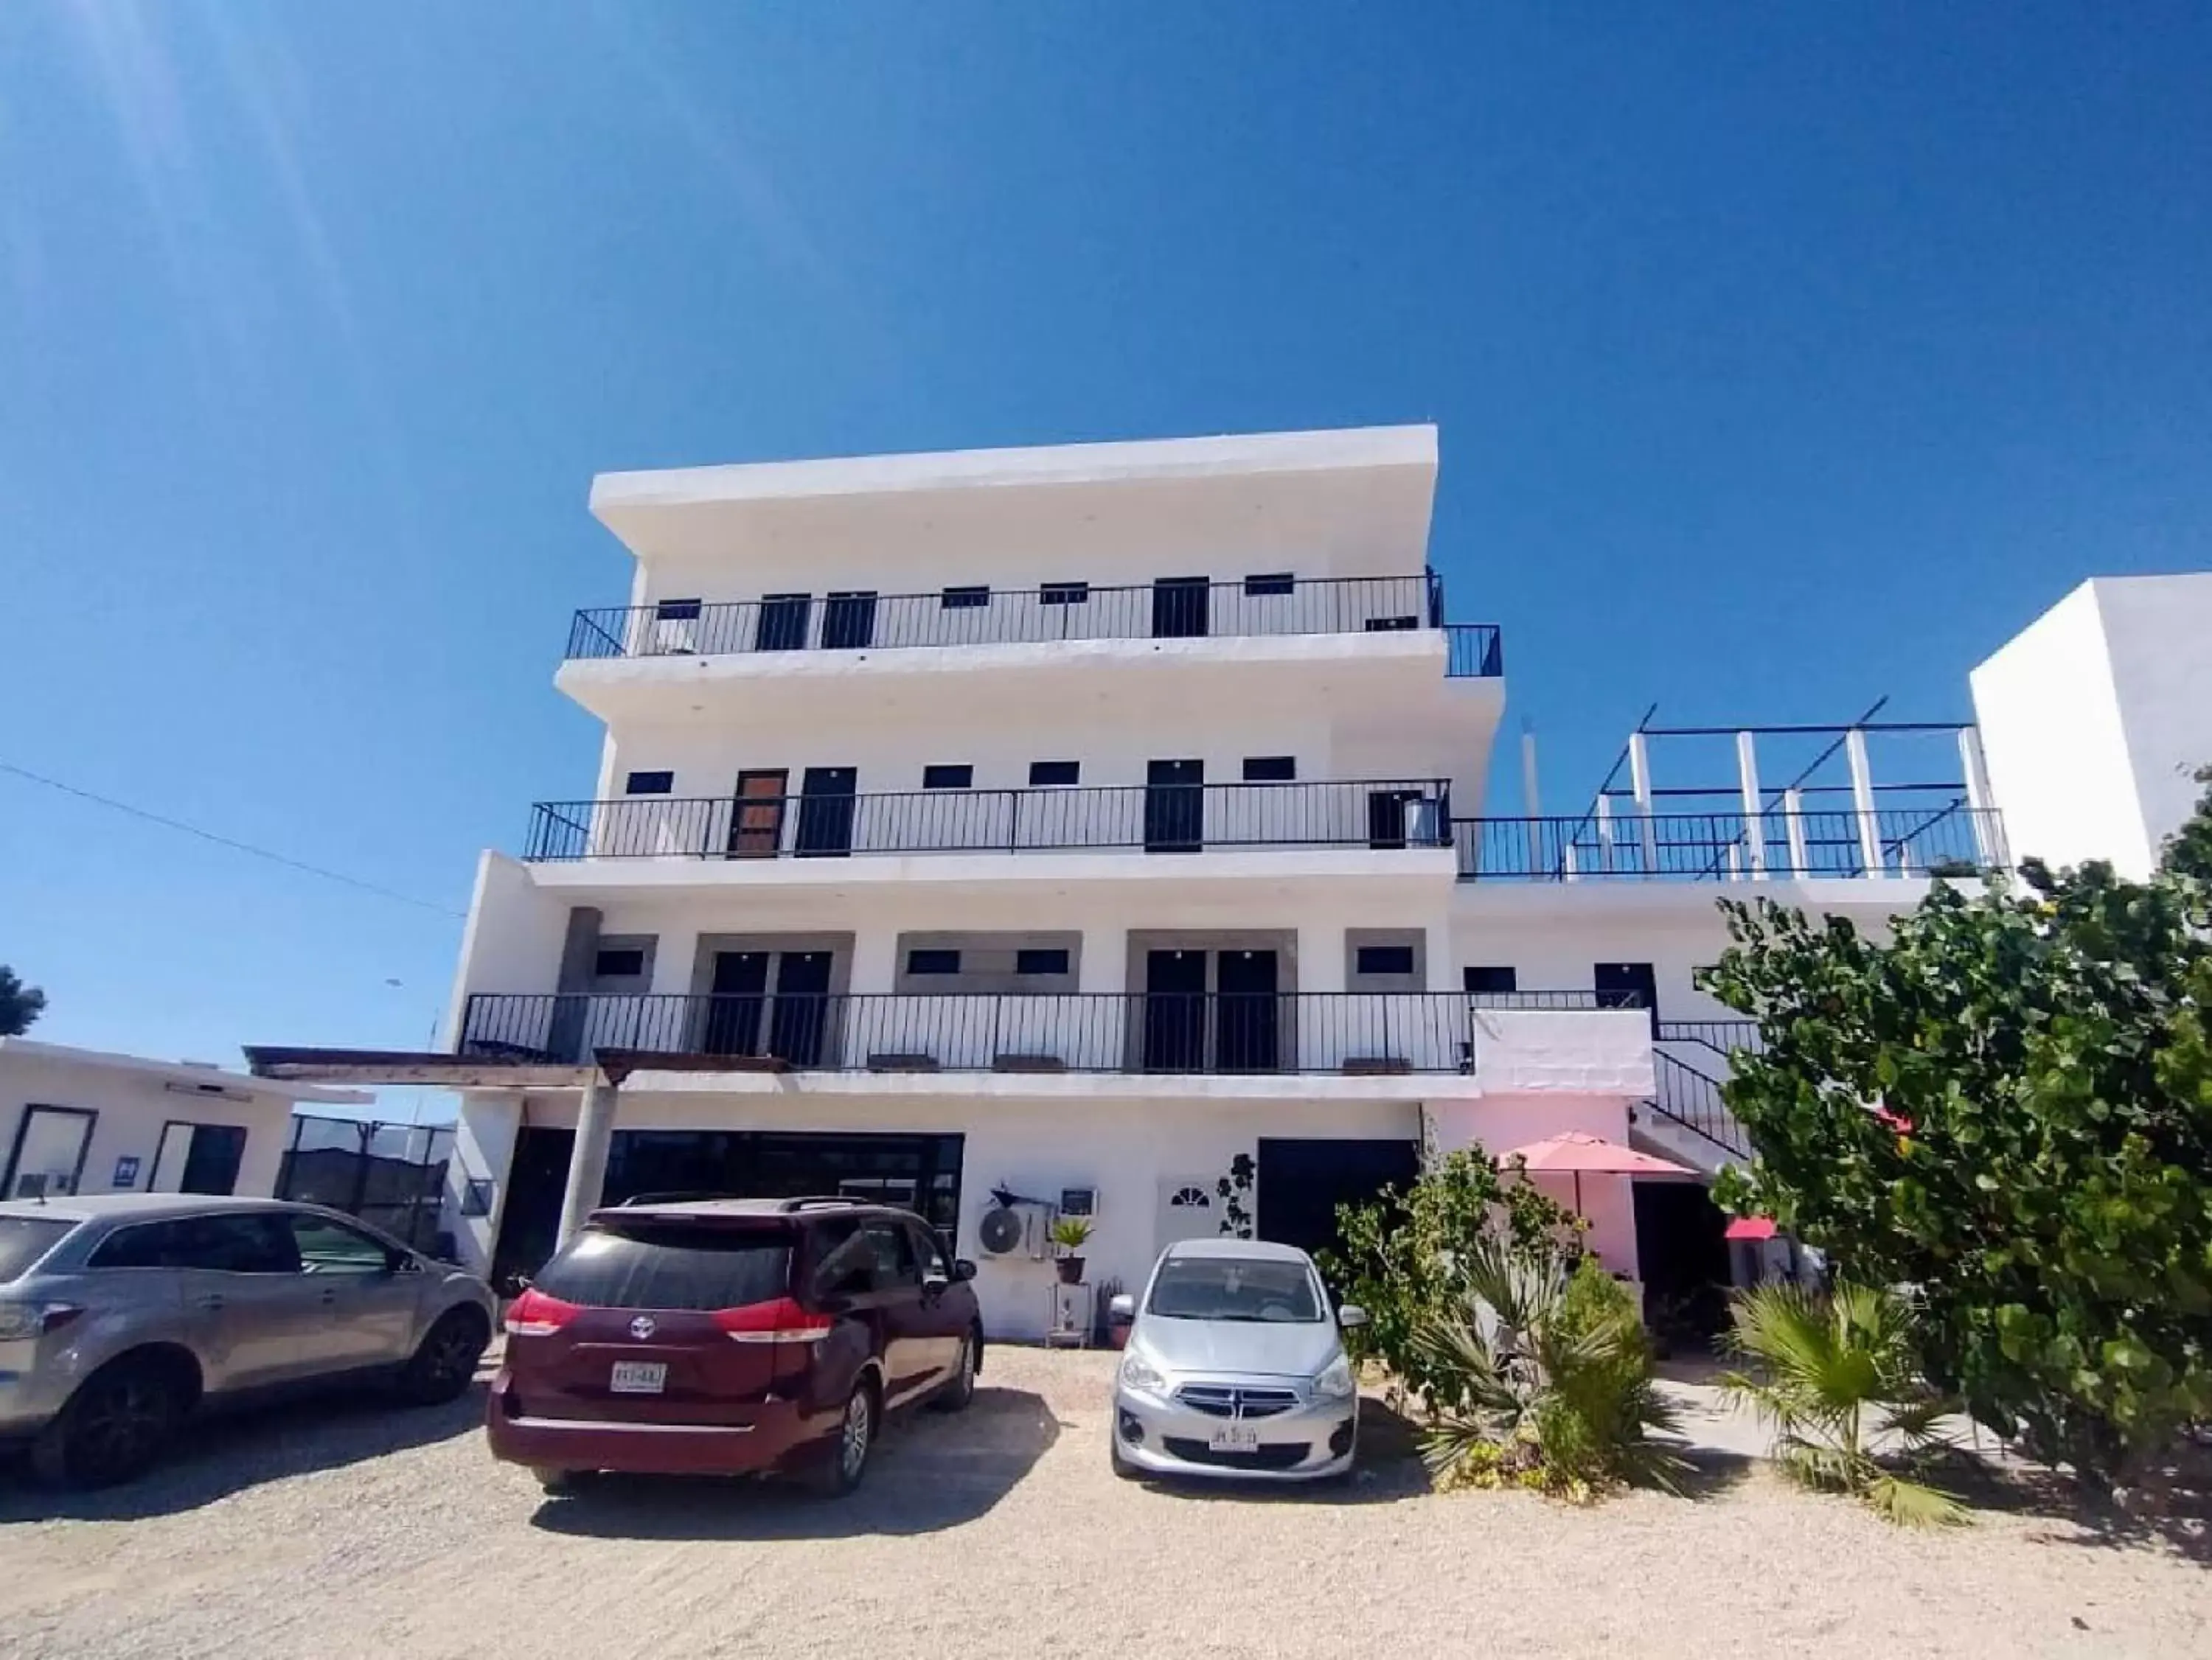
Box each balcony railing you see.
[1444,623,1504,678]
[524,779,1455,862]
[459,991,1517,1075]
[1454,803,2007,882]
[564,573,1502,675]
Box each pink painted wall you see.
[1425,1093,1650,1280]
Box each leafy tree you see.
[0,965,44,1036]
[1723,1281,1963,1526]
[1320,1145,1579,1411]
[1703,777,2212,1483]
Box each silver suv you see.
[0,1194,495,1487]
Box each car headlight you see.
[1311,1354,1356,1401]
[1119,1351,1169,1396]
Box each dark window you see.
[1016,948,1071,976]
[1242,756,1296,782]
[625,770,673,796]
[906,949,961,976]
[860,1221,919,1291]
[594,948,647,979]
[1244,573,1295,597]
[922,764,973,790]
[653,598,702,621]
[1356,945,1416,977]
[150,1214,299,1274]
[1,1216,77,1277]
[1028,760,1079,787]
[1464,966,1519,996]
[535,1223,793,1311]
[907,1224,950,1280]
[810,1218,919,1295]
[289,1215,394,1275]
[1040,582,1089,605]
[941,586,990,610]
[1364,615,1419,632]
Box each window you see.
[1016,948,1071,976]
[1,1216,76,1277]
[940,585,990,610]
[164,1214,299,1274]
[1040,582,1089,605]
[594,948,647,979]
[653,598,702,621]
[1364,615,1419,632]
[625,771,673,796]
[906,1223,950,1280]
[1243,572,1295,597]
[1028,760,1079,787]
[1146,1253,1321,1322]
[922,764,973,790]
[810,1218,916,1297]
[1464,965,1519,997]
[906,949,961,976]
[1242,756,1296,782]
[1356,945,1416,977]
[858,1221,919,1291]
[538,1223,792,1311]
[289,1215,394,1275]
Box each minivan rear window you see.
[534,1224,791,1311]
[0,1217,75,1281]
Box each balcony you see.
[524,778,1455,864]
[565,573,1501,671]
[1454,803,2007,882]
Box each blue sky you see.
[2,3,2208,1098]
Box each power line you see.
[0,758,465,919]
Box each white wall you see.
[0,1053,298,1201]
[2095,574,2212,868]
[444,851,575,1042]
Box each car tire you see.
[535,1468,593,1496]
[929,1328,979,1413]
[1109,1432,1141,1481]
[395,1307,490,1406]
[807,1378,877,1498]
[30,1353,188,1489]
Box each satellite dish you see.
[978,1206,1025,1256]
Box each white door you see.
[7,1106,96,1198]
[1156,1176,1222,1256]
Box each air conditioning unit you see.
[977,1206,1025,1257]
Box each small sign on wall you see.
[112,1156,142,1190]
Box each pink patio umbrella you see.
[1724,1216,1779,1242]
[1497,1130,1696,1216]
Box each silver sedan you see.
[1107,1237,1366,1482]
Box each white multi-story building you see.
[248,425,2196,1340]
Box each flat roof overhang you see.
[242,1046,790,1089]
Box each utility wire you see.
[0,758,464,918]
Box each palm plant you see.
[1722,1280,1966,1526]
[1413,1245,1687,1496]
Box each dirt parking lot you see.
[2,1345,2205,1660]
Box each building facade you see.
[393,425,2037,1339]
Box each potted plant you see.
[1049,1214,1093,1284]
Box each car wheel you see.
[809,1378,877,1497]
[930,1328,979,1412]
[535,1468,593,1496]
[31,1355,187,1489]
[396,1308,490,1406]
[1109,1431,1141,1481]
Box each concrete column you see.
[1783,787,1811,873]
[555,1071,619,1249]
[1627,733,1659,875]
[1595,795,1616,873]
[1736,730,1767,878]
[1958,725,2000,865]
[1846,728,1882,874]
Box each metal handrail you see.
[1453,806,2007,882]
[524,778,1456,861]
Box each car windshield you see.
[1145,1255,1323,1323]
[0,1216,76,1281]
[533,1223,791,1311]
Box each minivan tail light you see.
[711,1296,834,1345]
[502,1288,581,1337]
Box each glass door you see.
[4,1105,97,1199]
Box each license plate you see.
[1208,1423,1261,1453]
[609,1361,667,1395]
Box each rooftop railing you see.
[524,778,1455,862]
[1454,803,2006,882]
[564,571,1503,675]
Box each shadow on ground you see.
[0,1378,491,1524]
[1934,1451,2212,1563]
[526,1384,1057,1541]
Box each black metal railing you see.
[459,991,1507,1075]
[524,778,1455,862]
[275,1116,456,1255]
[564,572,1502,674]
[1655,1018,1764,1059]
[1444,623,1504,678]
[1454,804,2007,882]
[1647,1050,1752,1159]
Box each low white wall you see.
[0,1054,294,1200]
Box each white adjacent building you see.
[246,425,2198,1340]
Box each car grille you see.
[1175,1384,1302,1419]
[1162,1437,1310,1471]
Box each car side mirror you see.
[1337,1303,1369,1329]
[1107,1293,1136,1324]
[951,1259,978,1283]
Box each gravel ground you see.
[1,1346,2205,1660]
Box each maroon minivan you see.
[486,1197,981,1496]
